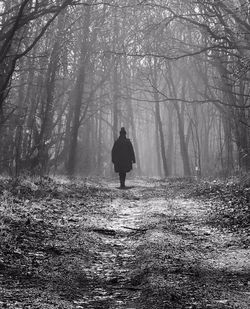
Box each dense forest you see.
[1,2,250,307]
[0,0,249,178]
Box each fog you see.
[0,0,249,177]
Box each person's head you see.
[120,127,126,136]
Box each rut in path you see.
[0,179,249,309]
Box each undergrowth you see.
[165,175,250,232]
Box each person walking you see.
[112,127,136,188]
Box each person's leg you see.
[119,172,123,188]
[119,172,126,188]
[123,172,126,187]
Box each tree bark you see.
[67,4,91,175]
[154,98,169,177]
[167,67,191,176]
[175,102,191,176]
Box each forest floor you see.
[0,176,249,309]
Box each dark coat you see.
[112,136,136,173]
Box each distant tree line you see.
[0,0,249,177]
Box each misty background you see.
[0,0,249,178]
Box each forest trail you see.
[0,178,249,308]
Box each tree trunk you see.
[175,103,191,176]
[14,56,26,177]
[222,115,234,175]
[112,60,119,141]
[111,7,119,141]
[215,55,249,172]
[151,59,168,177]
[154,108,163,177]
[154,98,169,177]
[97,104,103,175]
[166,104,174,176]
[167,67,191,176]
[67,4,91,175]
[126,95,141,175]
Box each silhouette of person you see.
[112,127,136,188]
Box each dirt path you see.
[0,179,249,308]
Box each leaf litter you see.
[0,176,249,308]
